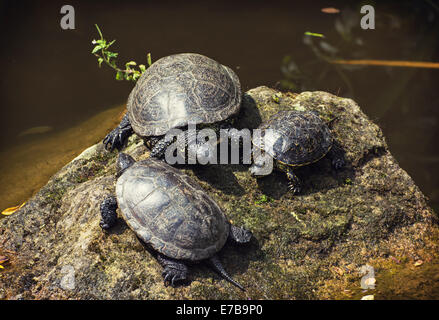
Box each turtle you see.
[99,153,252,290]
[103,53,242,160]
[249,110,345,194]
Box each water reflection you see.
[0,105,124,211]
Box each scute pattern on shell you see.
[254,111,333,165]
[116,158,229,261]
[127,53,241,137]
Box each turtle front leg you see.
[286,167,302,194]
[228,224,252,244]
[103,114,134,152]
[327,143,345,170]
[99,196,118,230]
[150,129,209,162]
[149,135,175,159]
[144,136,160,150]
[157,254,188,287]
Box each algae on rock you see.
[0,86,438,299]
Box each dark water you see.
[1,0,439,299]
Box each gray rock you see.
[360,264,376,290]
[60,265,76,290]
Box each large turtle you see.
[249,110,345,194]
[100,153,252,290]
[103,53,242,159]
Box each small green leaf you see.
[92,45,103,54]
[125,61,137,67]
[255,194,272,204]
[116,71,124,80]
[139,64,146,73]
[106,51,118,59]
[147,53,152,66]
[304,31,325,38]
[95,24,103,39]
[272,93,282,103]
[107,39,116,48]
[98,57,103,67]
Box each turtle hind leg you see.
[99,196,118,230]
[149,137,169,159]
[150,135,177,159]
[286,167,302,194]
[209,255,245,291]
[327,143,345,170]
[228,225,252,244]
[157,254,188,287]
[103,114,133,152]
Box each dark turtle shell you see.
[115,158,229,261]
[127,53,241,137]
[253,111,333,166]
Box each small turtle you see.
[249,110,345,193]
[103,53,241,159]
[100,153,252,290]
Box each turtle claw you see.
[328,143,345,170]
[287,182,301,194]
[163,272,171,286]
[229,225,252,244]
[157,254,188,288]
[103,128,129,152]
[99,196,118,230]
[103,114,133,152]
[162,266,187,287]
[332,157,345,170]
[286,169,301,194]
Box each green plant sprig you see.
[92,24,152,81]
[254,194,273,205]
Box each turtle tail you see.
[209,255,245,291]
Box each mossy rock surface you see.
[1,86,438,300]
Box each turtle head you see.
[249,153,273,176]
[116,153,136,177]
[249,162,264,176]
